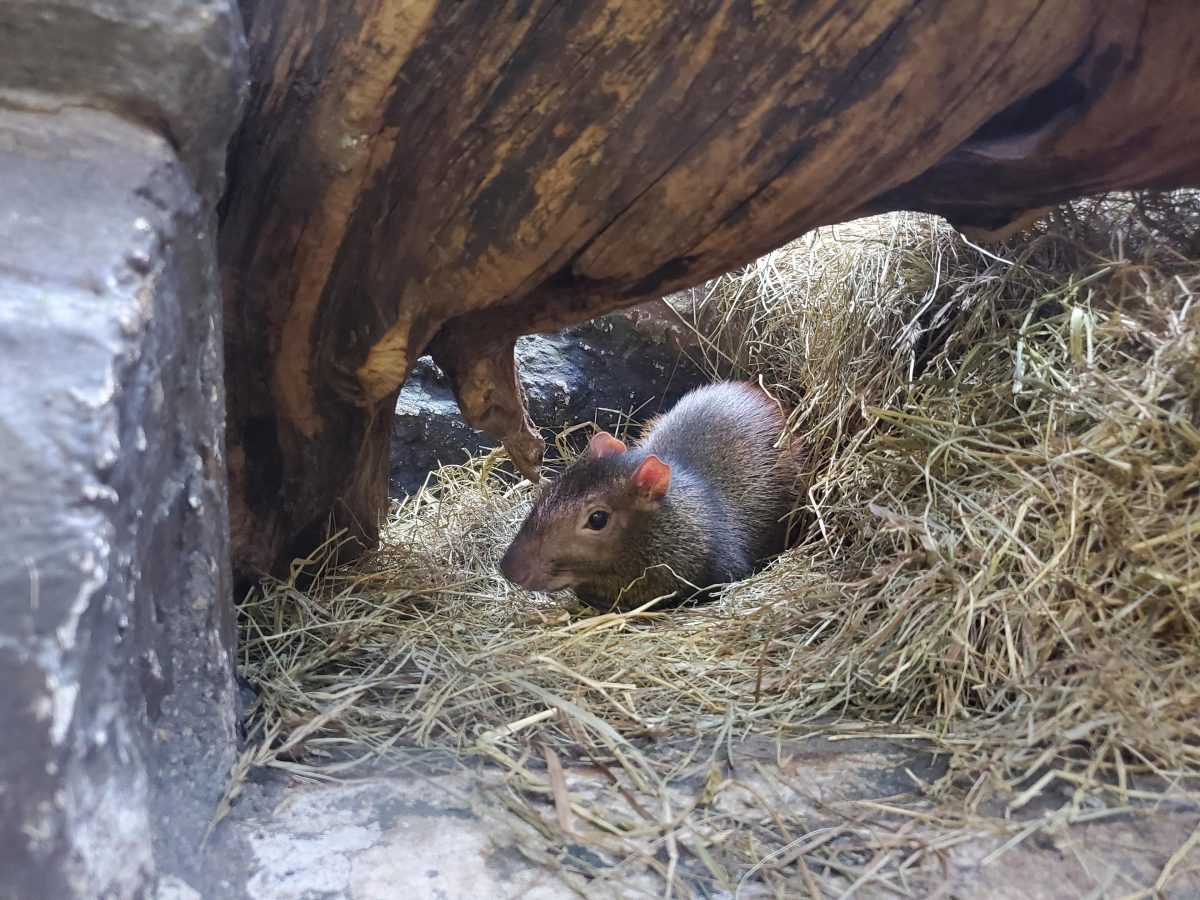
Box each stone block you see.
[0,106,237,899]
[0,0,247,204]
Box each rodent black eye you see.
[586,510,610,530]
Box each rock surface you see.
[199,736,1200,899]
[390,301,709,497]
[0,106,238,899]
[0,0,247,204]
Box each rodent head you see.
[499,431,672,594]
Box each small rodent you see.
[499,381,800,611]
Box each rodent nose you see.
[499,546,529,586]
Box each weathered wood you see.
[864,4,1200,235]
[220,0,1200,576]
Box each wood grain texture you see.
[220,0,1200,575]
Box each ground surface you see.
[186,735,1200,900]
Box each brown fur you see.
[499,382,801,611]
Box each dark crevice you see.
[926,0,1065,145]
[966,70,1088,144]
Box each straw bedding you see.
[234,192,1200,895]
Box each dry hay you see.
[234,192,1200,897]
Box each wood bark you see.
[220,0,1200,576]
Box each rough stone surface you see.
[156,877,204,900]
[200,737,1200,900]
[390,301,708,497]
[0,106,237,899]
[239,780,579,900]
[0,0,247,204]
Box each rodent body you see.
[499,381,800,611]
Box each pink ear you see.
[588,431,627,458]
[632,455,671,500]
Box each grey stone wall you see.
[0,0,247,205]
[0,101,237,900]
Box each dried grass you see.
[235,192,1200,897]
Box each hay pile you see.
[236,193,1200,894]
[678,196,1200,800]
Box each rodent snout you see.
[500,540,570,592]
[499,545,532,587]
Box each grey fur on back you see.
[638,381,796,566]
[579,381,797,606]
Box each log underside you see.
[220,0,1200,576]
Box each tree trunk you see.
[219,0,1200,576]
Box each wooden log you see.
[220,0,1200,576]
[863,3,1200,236]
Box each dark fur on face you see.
[500,452,652,595]
[522,456,630,535]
